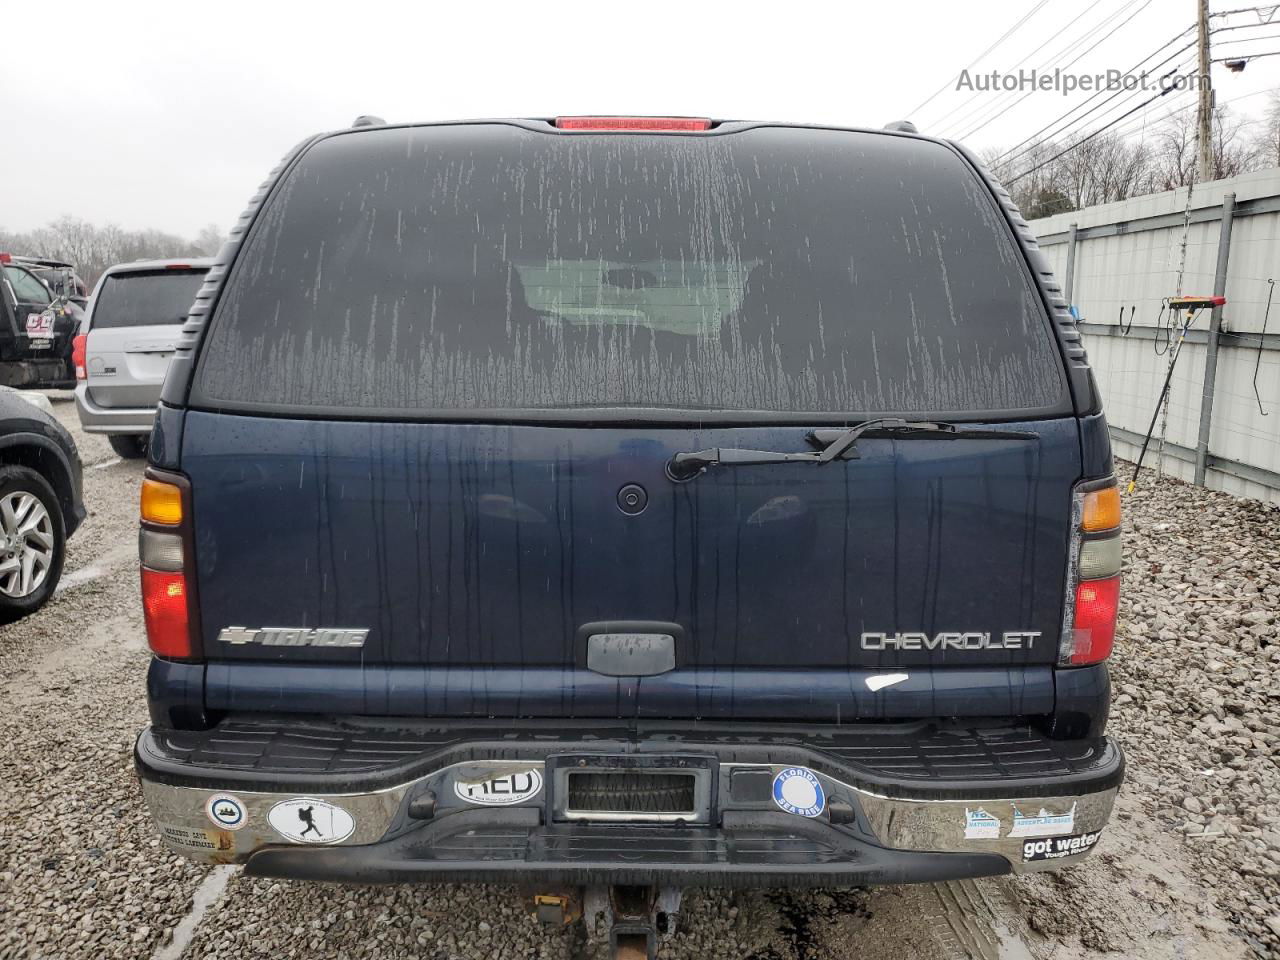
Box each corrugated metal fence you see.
[1029,168,1280,504]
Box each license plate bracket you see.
[546,753,716,824]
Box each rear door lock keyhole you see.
[617,483,648,516]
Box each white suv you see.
[74,259,212,458]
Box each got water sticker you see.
[772,767,826,818]
[205,793,247,831]
[267,798,356,844]
[1022,830,1102,862]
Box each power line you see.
[1004,83,1184,185]
[943,0,1156,141]
[993,53,1198,174]
[904,0,1052,117]
[926,0,1110,135]
[1209,4,1280,21]
[985,21,1191,164]
[1213,30,1280,46]
[1002,86,1272,196]
[983,17,1273,162]
[1214,48,1280,60]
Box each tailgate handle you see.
[584,627,677,677]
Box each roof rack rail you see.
[351,115,386,128]
[883,120,918,133]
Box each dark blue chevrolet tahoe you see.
[135,116,1123,955]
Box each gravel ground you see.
[0,400,1276,959]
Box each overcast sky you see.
[3,0,1277,238]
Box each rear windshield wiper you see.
[664,418,1039,482]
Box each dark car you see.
[0,254,78,388]
[134,117,1122,955]
[0,385,85,620]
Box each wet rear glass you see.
[93,269,207,329]
[194,124,1067,416]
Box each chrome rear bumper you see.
[136,718,1122,884]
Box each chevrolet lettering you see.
[860,631,1042,651]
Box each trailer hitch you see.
[574,884,682,960]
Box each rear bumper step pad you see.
[243,809,1014,888]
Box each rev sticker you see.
[772,767,826,818]
[454,769,543,806]
[205,793,246,831]
[267,798,355,844]
[1022,830,1102,862]
[963,807,1002,840]
[1008,802,1077,838]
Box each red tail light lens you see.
[141,568,192,658]
[140,469,200,660]
[72,334,87,380]
[555,116,712,131]
[1069,575,1120,665]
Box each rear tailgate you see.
[176,122,1083,721]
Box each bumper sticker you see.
[267,798,355,844]
[963,807,1002,839]
[772,767,826,818]
[160,823,230,852]
[205,793,247,831]
[454,769,543,806]
[1008,802,1077,838]
[1022,830,1102,862]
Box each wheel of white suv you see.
[108,434,148,459]
[0,465,66,623]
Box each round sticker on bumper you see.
[772,767,826,818]
[205,793,247,831]
[267,798,355,844]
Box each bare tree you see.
[989,94,1279,218]
[1149,106,1256,190]
[193,224,225,256]
[0,218,217,285]
[1251,91,1280,169]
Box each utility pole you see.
[1196,0,1215,182]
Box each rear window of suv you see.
[92,269,207,329]
[193,124,1067,418]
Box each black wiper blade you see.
[807,422,1041,455]
[807,418,956,464]
[666,418,943,482]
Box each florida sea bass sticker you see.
[772,767,826,818]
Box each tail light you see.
[1059,478,1122,666]
[139,470,201,660]
[72,334,87,380]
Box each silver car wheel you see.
[0,491,55,599]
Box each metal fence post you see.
[1063,223,1079,303]
[1194,193,1235,486]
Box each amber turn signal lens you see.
[1082,485,1121,532]
[141,478,183,525]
